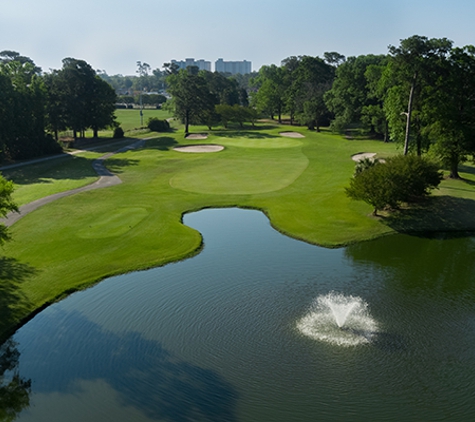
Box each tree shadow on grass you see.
[144,137,179,151]
[3,156,99,186]
[0,257,36,341]
[23,309,239,421]
[381,195,475,235]
[212,130,278,139]
[103,157,140,174]
[455,163,475,177]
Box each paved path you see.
[2,139,146,227]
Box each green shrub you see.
[113,126,125,139]
[346,154,443,215]
[147,117,170,132]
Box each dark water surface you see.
[7,208,475,421]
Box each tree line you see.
[250,36,475,180]
[0,51,117,161]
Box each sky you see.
[2,0,475,75]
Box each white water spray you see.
[297,292,378,347]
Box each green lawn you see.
[73,108,173,138]
[2,123,475,340]
[114,108,172,132]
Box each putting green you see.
[170,153,309,195]
[77,207,149,238]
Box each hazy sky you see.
[3,0,475,75]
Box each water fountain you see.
[297,292,378,346]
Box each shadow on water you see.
[21,309,238,422]
[0,340,31,421]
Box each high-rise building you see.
[171,58,211,71]
[215,59,252,75]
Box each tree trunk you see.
[416,130,422,156]
[449,154,460,179]
[93,128,98,138]
[404,73,417,155]
[184,109,190,134]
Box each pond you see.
[5,208,475,421]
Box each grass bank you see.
[2,123,475,340]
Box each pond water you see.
[5,208,475,421]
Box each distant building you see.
[215,59,252,75]
[171,58,211,71]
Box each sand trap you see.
[352,152,377,162]
[173,144,224,153]
[185,133,208,140]
[279,131,305,138]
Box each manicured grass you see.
[114,108,172,132]
[1,140,137,206]
[2,124,475,340]
[2,155,98,206]
[76,108,172,138]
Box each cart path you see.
[2,139,146,227]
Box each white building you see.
[215,59,252,75]
[171,58,211,71]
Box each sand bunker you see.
[185,133,208,140]
[280,132,305,138]
[173,144,224,153]
[351,152,377,162]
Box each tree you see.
[47,58,117,139]
[428,46,475,178]
[0,177,18,244]
[386,35,452,155]
[250,64,287,122]
[346,155,442,215]
[324,55,387,134]
[202,71,240,106]
[166,68,214,134]
[323,51,346,67]
[147,117,170,132]
[0,54,60,160]
[292,56,334,131]
[88,76,117,138]
[0,50,41,76]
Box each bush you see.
[346,154,443,215]
[113,126,124,139]
[147,118,170,132]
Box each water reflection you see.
[345,234,475,293]
[8,209,475,421]
[19,309,238,422]
[0,340,30,421]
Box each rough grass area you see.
[2,123,475,340]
